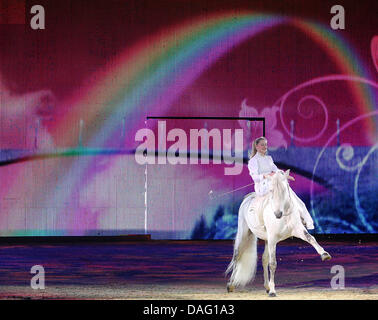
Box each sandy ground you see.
[0,283,377,300]
[0,240,377,301]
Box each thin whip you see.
[209,182,255,199]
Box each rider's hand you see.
[264,172,275,178]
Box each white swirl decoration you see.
[353,143,378,233]
[272,74,378,233]
[273,74,378,232]
[273,74,378,143]
[336,144,362,172]
[335,142,377,232]
[310,111,378,233]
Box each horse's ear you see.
[285,169,290,177]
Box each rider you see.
[248,136,314,230]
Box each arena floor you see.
[0,238,377,300]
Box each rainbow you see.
[50,13,377,150]
[293,19,377,135]
[2,11,377,235]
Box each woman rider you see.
[248,136,314,230]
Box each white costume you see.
[247,152,314,230]
[248,153,278,196]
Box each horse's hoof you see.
[321,252,332,261]
[268,292,277,297]
[227,284,235,293]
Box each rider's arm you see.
[269,156,279,173]
[248,157,264,183]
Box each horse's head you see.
[266,169,292,219]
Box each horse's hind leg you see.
[293,227,332,261]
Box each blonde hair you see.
[249,136,267,159]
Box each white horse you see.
[226,169,331,297]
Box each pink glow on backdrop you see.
[237,99,288,149]
[0,1,377,237]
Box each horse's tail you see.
[225,198,258,288]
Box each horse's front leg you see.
[294,226,332,261]
[267,238,278,297]
[262,241,270,293]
